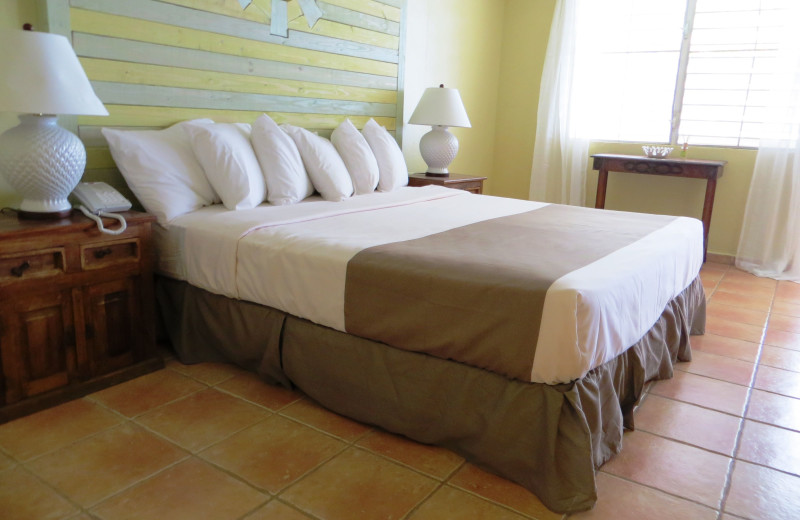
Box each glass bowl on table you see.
[642,145,673,158]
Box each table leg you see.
[701,178,718,262]
[595,168,608,209]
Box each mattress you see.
[164,186,704,383]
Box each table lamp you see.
[408,84,471,177]
[0,26,108,219]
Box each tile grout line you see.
[80,455,193,515]
[84,367,498,520]
[715,270,777,517]
[12,370,270,518]
[399,480,448,520]
[600,266,756,517]
[2,399,190,519]
[592,469,720,515]
[11,462,87,518]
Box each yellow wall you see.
[491,0,555,199]
[402,0,505,179]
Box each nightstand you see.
[408,173,487,194]
[0,210,163,423]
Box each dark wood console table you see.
[591,154,726,261]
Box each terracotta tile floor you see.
[1,263,800,519]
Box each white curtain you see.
[736,5,800,280]
[529,0,588,205]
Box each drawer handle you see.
[10,261,30,277]
[94,248,113,259]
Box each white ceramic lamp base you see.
[419,125,459,176]
[0,114,86,218]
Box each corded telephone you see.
[73,182,131,235]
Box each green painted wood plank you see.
[318,1,400,36]
[79,126,160,147]
[375,0,403,8]
[90,81,398,117]
[284,8,399,49]
[72,33,398,91]
[79,58,397,104]
[81,124,336,143]
[323,0,401,22]
[69,8,398,77]
[158,0,266,24]
[79,105,397,130]
[85,146,116,170]
[70,0,399,62]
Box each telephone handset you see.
[73,182,131,235]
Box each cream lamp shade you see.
[408,85,471,176]
[0,27,108,219]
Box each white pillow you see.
[331,119,379,195]
[251,114,314,205]
[183,122,267,210]
[281,124,353,202]
[101,119,218,226]
[361,118,408,192]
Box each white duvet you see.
[165,186,704,384]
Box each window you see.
[575,0,795,147]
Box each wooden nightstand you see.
[408,173,487,194]
[0,210,163,423]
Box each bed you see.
[152,184,706,514]
[51,0,703,509]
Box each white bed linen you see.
[167,186,703,383]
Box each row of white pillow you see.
[102,114,408,226]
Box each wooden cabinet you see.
[408,173,487,194]
[0,211,163,422]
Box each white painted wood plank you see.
[72,33,398,91]
[318,1,399,36]
[71,0,399,61]
[297,0,323,27]
[91,81,398,117]
[270,0,288,37]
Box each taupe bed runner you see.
[345,204,677,381]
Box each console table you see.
[591,154,726,261]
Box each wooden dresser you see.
[0,210,163,423]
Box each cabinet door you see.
[83,276,143,377]
[0,290,78,404]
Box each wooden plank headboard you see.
[40,0,407,202]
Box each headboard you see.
[40,0,407,202]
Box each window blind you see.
[680,0,792,147]
[574,0,795,148]
[576,0,686,143]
